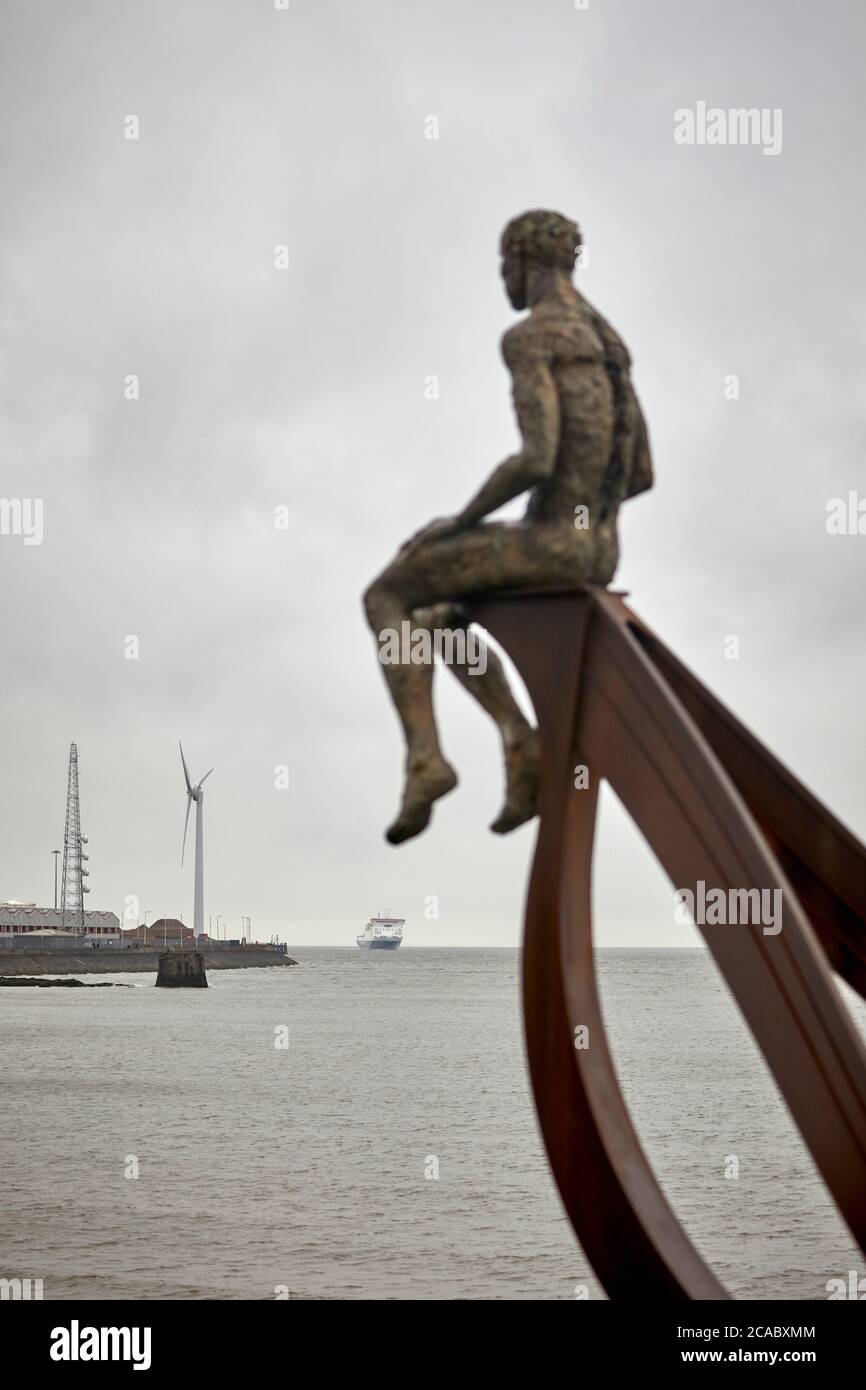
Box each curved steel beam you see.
[623,604,866,1000]
[471,589,866,1300]
[472,593,725,1299]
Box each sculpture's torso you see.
[502,292,622,528]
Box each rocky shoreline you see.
[0,976,132,987]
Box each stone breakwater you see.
[0,947,297,976]
[156,949,208,988]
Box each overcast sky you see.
[1,0,864,947]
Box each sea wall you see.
[0,947,297,976]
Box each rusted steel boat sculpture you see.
[471,588,866,1301]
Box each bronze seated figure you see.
[364,209,653,844]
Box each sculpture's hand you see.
[399,515,464,555]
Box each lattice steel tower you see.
[60,742,90,933]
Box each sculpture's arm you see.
[452,345,560,530]
[400,344,560,553]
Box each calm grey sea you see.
[1,948,863,1301]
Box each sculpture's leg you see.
[363,585,457,845]
[365,521,594,843]
[412,602,539,833]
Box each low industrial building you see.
[0,902,121,942]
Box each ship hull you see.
[356,938,402,950]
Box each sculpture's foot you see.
[386,756,458,845]
[491,727,540,834]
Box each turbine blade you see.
[198,768,214,788]
[182,793,193,865]
[179,741,193,794]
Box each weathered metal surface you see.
[624,609,866,1001]
[471,589,866,1300]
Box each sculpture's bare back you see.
[364,210,653,844]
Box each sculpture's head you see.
[500,209,582,309]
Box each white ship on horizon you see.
[356,914,404,951]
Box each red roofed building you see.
[121,918,194,945]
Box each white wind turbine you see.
[180,742,213,939]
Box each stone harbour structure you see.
[155,949,208,988]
